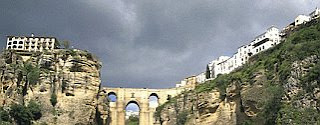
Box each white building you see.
[207,56,230,78]
[309,7,320,19]
[206,26,280,80]
[294,15,311,26]
[6,34,57,52]
[195,72,206,83]
[250,26,280,55]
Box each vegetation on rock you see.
[9,101,42,125]
[156,19,320,125]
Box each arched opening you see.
[149,93,159,108]
[125,101,140,125]
[107,92,117,102]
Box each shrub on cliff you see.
[50,93,58,107]
[27,101,42,120]
[0,107,10,123]
[9,101,42,125]
[10,104,33,125]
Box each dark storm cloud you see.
[0,0,319,88]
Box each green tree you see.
[9,101,42,125]
[20,63,40,98]
[27,100,42,120]
[205,65,210,79]
[0,107,10,122]
[126,115,139,125]
[9,104,32,125]
[50,93,57,107]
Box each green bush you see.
[9,104,33,125]
[27,101,42,120]
[276,105,320,125]
[9,101,42,125]
[176,111,188,125]
[50,93,58,107]
[126,115,139,125]
[0,107,10,122]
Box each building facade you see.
[206,26,280,79]
[6,34,57,52]
[310,7,320,19]
[294,15,311,26]
[195,72,206,83]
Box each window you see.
[8,46,11,49]
[18,46,22,48]
[26,46,29,49]
[13,41,17,44]
[19,41,23,44]
[13,45,17,48]
[9,38,12,41]
[262,46,265,49]
[256,49,258,52]
[8,42,12,45]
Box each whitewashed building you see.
[250,26,280,55]
[195,72,206,83]
[310,7,320,19]
[294,15,311,26]
[206,26,280,80]
[6,34,57,52]
[207,56,230,78]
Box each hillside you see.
[155,19,320,125]
[0,49,109,125]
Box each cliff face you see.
[156,19,320,125]
[156,90,237,125]
[0,49,109,125]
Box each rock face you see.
[0,49,109,125]
[156,55,320,125]
[157,90,237,125]
[283,55,319,108]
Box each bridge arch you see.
[149,93,159,99]
[107,92,117,102]
[149,93,159,108]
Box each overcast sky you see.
[0,0,319,88]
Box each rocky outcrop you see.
[0,49,109,125]
[283,55,319,108]
[156,54,320,125]
[156,89,237,125]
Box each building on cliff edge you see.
[6,33,58,52]
[205,26,281,80]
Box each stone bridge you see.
[100,87,184,125]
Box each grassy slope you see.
[156,19,320,125]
